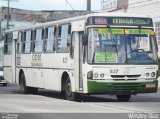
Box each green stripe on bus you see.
[87,80,158,94]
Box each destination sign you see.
[87,17,153,27]
[97,28,155,35]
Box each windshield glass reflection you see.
[88,28,157,64]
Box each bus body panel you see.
[71,20,85,31]
[16,53,74,90]
[85,64,158,94]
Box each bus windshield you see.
[88,28,158,64]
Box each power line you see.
[82,0,86,10]
[65,0,75,11]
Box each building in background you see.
[101,0,128,12]
[0,6,87,25]
[0,6,87,66]
[101,0,160,57]
[101,0,118,11]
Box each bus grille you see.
[111,75,141,78]
[113,83,140,93]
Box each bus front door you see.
[73,31,83,92]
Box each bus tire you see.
[20,73,30,94]
[65,77,81,101]
[116,94,131,102]
[30,87,38,95]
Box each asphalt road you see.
[0,83,160,119]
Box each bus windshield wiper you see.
[106,25,118,54]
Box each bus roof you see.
[5,12,152,33]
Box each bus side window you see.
[33,28,44,53]
[67,25,71,49]
[25,30,31,53]
[17,32,22,54]
[31,30,36,52]
[4,33,12,54]
[44,26,55,52]
[57,26,61,52]
[31,30,35,52]
[57,24,71,53]
[43,28,48,52]
[70,32,75,59]
[22,31,26,53]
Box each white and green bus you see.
[3,12,158,101]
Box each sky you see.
[0,0,101,11]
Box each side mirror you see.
[82,34,88,45]
[155,37,158,52]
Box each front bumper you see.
[87,80,158,94]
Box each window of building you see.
[4,14,11,19]
[4,33,12,54]
[57,24,71,53]
[44,26,56,52]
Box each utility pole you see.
[6,0,10,29]
[0,0,18,29]
[87,0,91,11]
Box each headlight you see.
[87,71,93,79]
[146,73,150,77]
[151,72,155,77]
[94,73,99,78]
[100,73,105,78]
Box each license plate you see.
[146,84,156,88]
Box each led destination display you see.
[87,17,153,27]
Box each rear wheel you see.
[65,77,81,101]
[20,73,31,94]
[116,95,131,102]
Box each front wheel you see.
[116,95,131,102]
[65,77,81,101]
